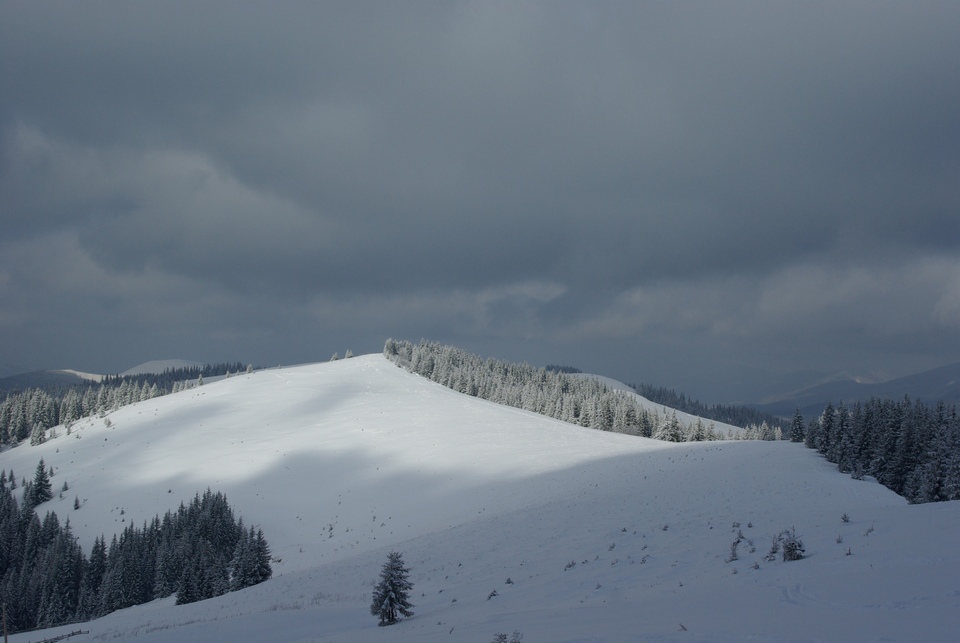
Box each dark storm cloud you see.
[1,1,959,397]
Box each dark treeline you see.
[0,362,252,446]
[631,383,788,433]
[796,397,960,504]
[0,466,271,634]
[101,362,249,390]
[544,365,583,374]
[385,339,734,441]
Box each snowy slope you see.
[6,355,960,642]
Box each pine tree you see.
[790,409,805,442]
[252,528,272,585]
[30,422,47,446]
[818,402,836,457]
[33,459,53,505]
[228,520,251,591]
[804,417,819,449]
[79,535,108,618]
[654,411,684,442]
[370,551,414,626]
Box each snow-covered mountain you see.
[5,354,959,642]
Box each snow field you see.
[5,355,959,642]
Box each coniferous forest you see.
[0,470,271,634]
[384,339,744,441]
[630,382,787,433]
[797,397,960,504]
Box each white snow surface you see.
[6,354,959,642]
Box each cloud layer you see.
[2,2,959,400]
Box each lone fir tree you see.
[790,409,806,442]
[370,551,414,626]
[32,457,53,505]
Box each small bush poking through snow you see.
[726,535,741,563]
[780,528,805,561]
[765,528,806,562]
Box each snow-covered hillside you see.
[5,355,959,642]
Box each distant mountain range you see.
[751,362,960,419]
[0,359,201,394]
[0,369,99,394]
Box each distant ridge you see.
[0,369,95,394]
[0,360,205,394]
[753,361,960,418]
[120,359,203,377]
[57,369,104,382]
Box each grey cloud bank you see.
[2,2,959,402]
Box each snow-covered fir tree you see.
[31,457,53,505]
[229,524,273,591]
[370,551,415,626]
[790,409,805,442]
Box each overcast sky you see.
[2,1,959,402]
